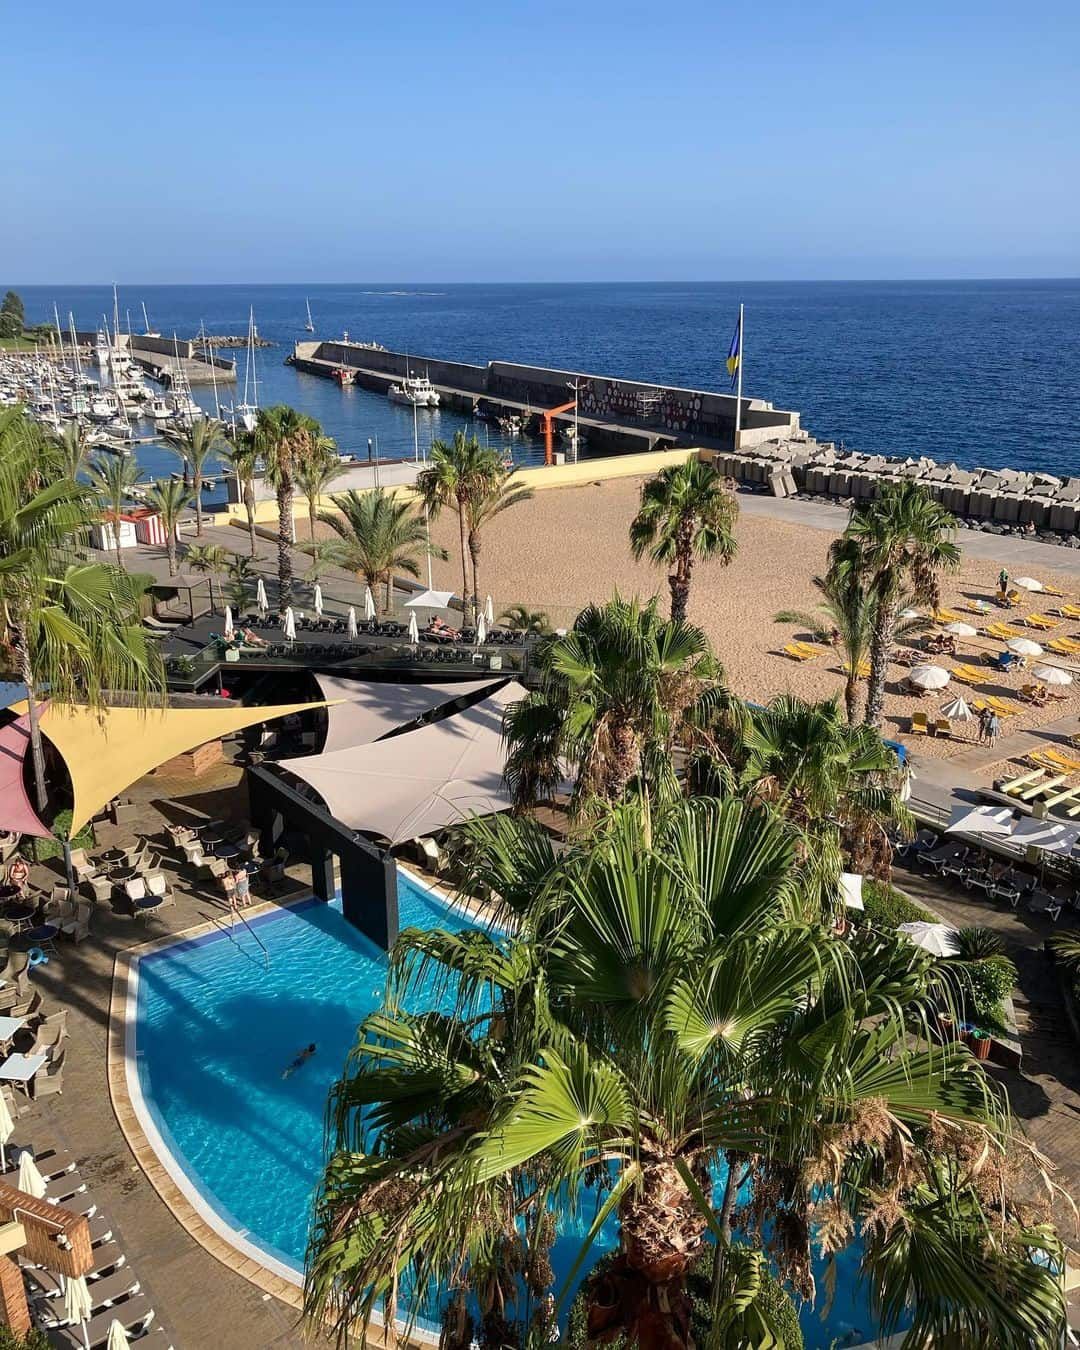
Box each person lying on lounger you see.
[427,616,461,639]
[282,1043,317,1079]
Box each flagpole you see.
[733,302,744,451]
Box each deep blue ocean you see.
[19,280,1080,480]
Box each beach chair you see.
[986,622,1024,640]
[841,658,871,679]
[784,644,817,662]
[1019,684,1049,706]
[932,718,951,737]
[1055,603,1080,619]
[909,711,929,735]
[986,695,1021,717]
[1043,583,1066,597]
[1029,889,1067,922]
[1028,746,1080,773]
[1024,613,1059,630]
[962,599,991,615]
[85,874,111,904]
[61,899,93,943]
[950,663,983,685]
[67,849,97,884]
[1048,638,1080,656]
[32,1048,65,1099]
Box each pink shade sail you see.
[0,712,52,839]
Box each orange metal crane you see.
[541,400,577,466]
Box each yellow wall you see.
[225,447,704,530]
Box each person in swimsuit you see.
[234,864,251,908]
[282,1043,316,1078]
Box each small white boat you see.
[304,298,315,333]
[388,375,439,407]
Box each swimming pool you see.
[129,873,879,1348]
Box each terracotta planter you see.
[938,1015,956,1040]
[971,1035,992,1061]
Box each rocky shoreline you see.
[196,335,275,349]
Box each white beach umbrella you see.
[17,1151,45,1199]
[484,595,494,625]
[363,585,376,622]
[475,615,487,646]
[408,612,419,644]
[1033,665,1072,686]
[943,621,977,638]
[223,605,234,639]
[0,1092,13,1173]
[347,606,358,639]
[64,1274,93,1350]
[940,694,975,722]
[896,921,960,957]
[313,583,323,618]
[106,1320,130,1350]
[1013,576,1044,592]
[282,607,296,642]
[839,872,864,911]
[1007,637,1043,656]
[256,576,268,614]
[908,664,950,690]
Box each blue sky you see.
[6,0,1078,282]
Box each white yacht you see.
[388,375,439,407]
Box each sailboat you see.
[225,307,259,433]
[304,298,315,333]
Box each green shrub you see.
[954,926,1005,960]
[565,1248,804,1350]
[29,808,93,863]
[0,1328,51,1350]
[962,953,1017,1026]
[856,880,935,929]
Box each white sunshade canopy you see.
[940,695,975,722]
[1010,816,1080,855]
[909,664,950,690]
[1007,637,1043,656]
[405,589,456,609]
[943,622,978,637]
[313,675,502,754]
[945,803,1015,836]
[897,922,960,957]
[282,681,524,842]
[1013,576,1044,591]
[1034,665,1072,686]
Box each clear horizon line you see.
[12,274,1080,289]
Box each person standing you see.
[986,711,1001,748]
[234,863,251,909]
[998,567,1010,601]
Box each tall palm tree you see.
[415,432,502,624]
[162,417,226,538]
[142,478,192,576]
[295,446,345,544]
[88,454,143,569]
[629,458,738,622]
[256,405,327,616]
[844,482,960,728]
[305,796,1065,1350]
[464,464,533,621]
[0,409,163,812]
[184,542,229,615]
[52,421,90,481]
[503,594,719,809]
[219,434,260,557]
[312,488,444,613]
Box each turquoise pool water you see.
[134,875,875,1347]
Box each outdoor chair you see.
[964,860,1008,895]
[43,894,76,929]
[67,849,97,883]
[136,852,161,876]
[941,847,976,881]
[123,877,147,909]
[29,1047,64,1100]
[62,900,93,943]
[932,718,951,737]
[85,874,112,904]
[417,836,448,874]
[1029,888,1067,922]
[924,841,966,875]
[897,828,937,859]
[909,711,929,735]
[144,872,175,909]
[181,840,203,866]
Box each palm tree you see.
[184,542,229,615]
[415,432,502,624]
[162,417,226,538]
[844,482,960,728]
[305,796,1065,1349]
[219,434,260,557]
[255,405,327,616]
[295,447,345,544]
[498,603,550,634]
[88,454,143,569]
[739,694,913,883]
[464,464,533,621]
[142,479,192,576]
[0,409,164,812]
[629,457,738,622]
[224,552,257,611]
[312,488,444,613]
[52,421,90,481]
[503,594,719,809]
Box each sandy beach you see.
[403,476,1080,759]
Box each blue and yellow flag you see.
[726,315,741,386]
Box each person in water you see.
[282,1043,316,1079]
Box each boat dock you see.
[288,339,801,457]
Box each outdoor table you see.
[22,925,58,949]
[0,886,18,904]
[214,844,242,860]
[0,1018,26,1050]
[100,848,127,865]
[0,1052,46,1083]
[135,896,164,916]
[3,905,35,928]
[111,868,137,884]
[202,834,225,850]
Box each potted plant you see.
[970,1028,993,1060]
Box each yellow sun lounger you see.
[841,659,871,679]
[784,644,818,662]
[1055,604,1080,619]
[1029,747,1080,774]
[1023,613,1059,630]
[950,664,983,685]
[1048,638,1080,656]
[932,608,961,623]
[974,696,1020,718]
[985,622,1025,640]
[1043,583,1066,597]
[962,600,992,615]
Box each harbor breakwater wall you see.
[706,442,1080,541]
[292,340,800,451]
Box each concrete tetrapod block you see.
[828,471,853,496]
[993,494,1021,523]
[1019,497,1051,527]
[1050,502,1080,532]
[967,490,995,518]
[941,485,971,513]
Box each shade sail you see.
[0,712,52,838]
[1010,817,1080,855]
[12,700,328,832]
[404,589,455,609]
[945,803,1015,837]
[314,675,502,754]
[281,682,524,843]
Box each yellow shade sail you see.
[12,700,328,832]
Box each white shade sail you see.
[1007,638,1043,656]
[909,665,950,690]
[945,803,1015,836]
[282,682,524,843]
[1010,817,1080,855]
[897,922,959,957]
[313,675,502,754]
[1033,665,1072,686]
[405,589,455,610]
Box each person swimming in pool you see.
[282,1043,316,1079]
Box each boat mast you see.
[53,304,65,369]
[142,301,152,335]
[68,313,83,380]
[202,319,221,419]
[249,307,259,413]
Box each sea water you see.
[135,874,876,1347]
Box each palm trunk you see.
[456,507,472,625]
[244,482,257,556]
[276,481,293,615]
[468,529,481,628]
[308,494,318,543]
[194,468,203,537]
[14,621,47,813]
[668,519,695,623]
[864,596,897,728]
[384,571,393,614]
[607,719,640,801]
[165,531,177,577]
[843,672,860,724]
